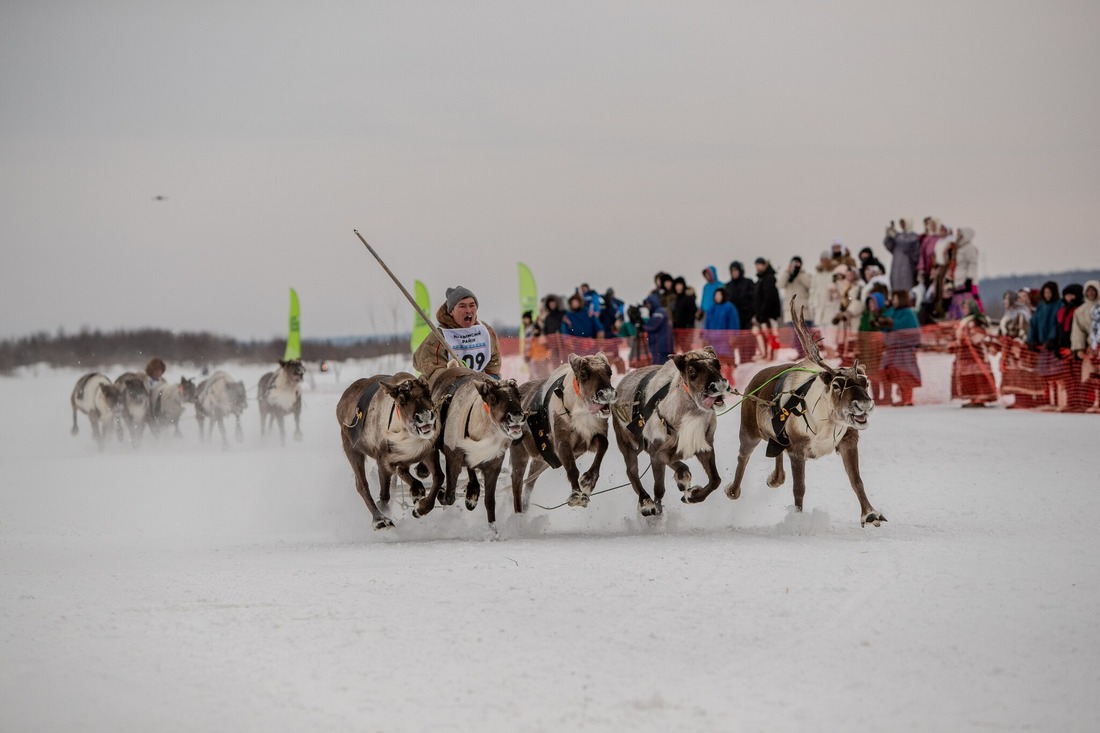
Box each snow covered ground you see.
[2,358,1097,732]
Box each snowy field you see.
[2,357,1098,733]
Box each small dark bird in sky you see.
[152,195,167,202]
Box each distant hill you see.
[982,269,1100,318]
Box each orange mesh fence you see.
[501,326,1100,413]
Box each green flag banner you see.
[517,263,539,361]
[411,280,432,353]
[283,288,301,361]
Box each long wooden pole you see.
[353,229,463,364]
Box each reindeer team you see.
[69,303,886,532]
[336,299,886,532]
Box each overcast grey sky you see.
[2,1,1097,340]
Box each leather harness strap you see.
[525,373,567,469]
[626,369,672,446]
[766,376,815,458]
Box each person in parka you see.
[752,257,781,361]
[724,260,757,362]
[642,292,673,365]
[884,218,922,294]
[413,285,502,386]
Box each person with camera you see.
[884,218,922,295]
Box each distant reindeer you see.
[70,373,124,451]
[113,372,151,447]
[195,371,248,448]
[151,377,198,438]
[723,298,886,527]
[257,359,306,445]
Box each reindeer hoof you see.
[638,499,658,516]
[372,517,395,530]
[766,473,785,488]
[724,485,741,501]
[567,492,589,508]
[465,495,480,511]
[861,512,887,528]
[680,486,708,504]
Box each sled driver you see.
[413,285,502,386]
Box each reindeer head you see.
[567,352,617,417]
[280,359,306,383]
[179,377,198,403]
[790,296,874,429]
[670,346,733,411]
[382,376,436,440]
[476,378,526,441]
[100,383,125,413]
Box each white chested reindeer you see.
[71,373,124,451]
[723,298,886,527]
[611,346,734,516]
[258,359,306,445]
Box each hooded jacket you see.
[753,263,781,323]
[1071,280,1100,352]
[1056,284,1085,352]
[700,266,724,317]
[1028,281,1061,349]
[643,292,673,365]
[413,302,502,385]
[723,263,756,328]
[953,228,979,288]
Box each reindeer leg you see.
[767,453,786,488]
[649,450,668,516]
[414,451,446,518]
[482,458,503,525]
[234,415,243,443]
[509,442,531,514]
[724,429,761,500]
[558,438,588,508]
[441,447,462,506]
[71,401,79,436]
[217,417,229,449]
[395,464,426,501]
[276,414,286,447]
[789,452,806,511]
[343,437,393,530]
[838,432,886,527]
[613,424,656,515]
[293,396,302,441]
[680,450,721,504]
[378,464,392,504]
[579,433,609,495]
[465,467,481,511]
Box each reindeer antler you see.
[790,296,834,373]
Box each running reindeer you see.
[611,346,735,516]
[114,372,152,446]
[258,359,306,445]
[415,366,525,527]
[70,373,124,451]
[336,372,440,530]
[722,298,887,527]
[509,353,617,512]
[151,377,198,438]
[195,371,248,448]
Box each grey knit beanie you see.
[446,285,478,312]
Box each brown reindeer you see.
[509,353,617,512]
[258,359,306,445]
[416,367,525,527]
[114,372,152,447]
[71,373,124,451]
[721,298,887,527]
[610,346,735,516]
[336,373,441,530]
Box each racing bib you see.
[441,325,492,372]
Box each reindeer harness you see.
[626,370,673,447]
[525,373,568,468]
[765,375,816,458]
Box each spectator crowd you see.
[521,217,1100,412]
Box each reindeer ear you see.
[670,353,687,370]
[416,376,430,390]
[476,381,495,400]
[568,354,582,373]
[700,345,717,359]
[379,379,400,398]
[594,352,611,367]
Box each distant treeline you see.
[0,328,409,373]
